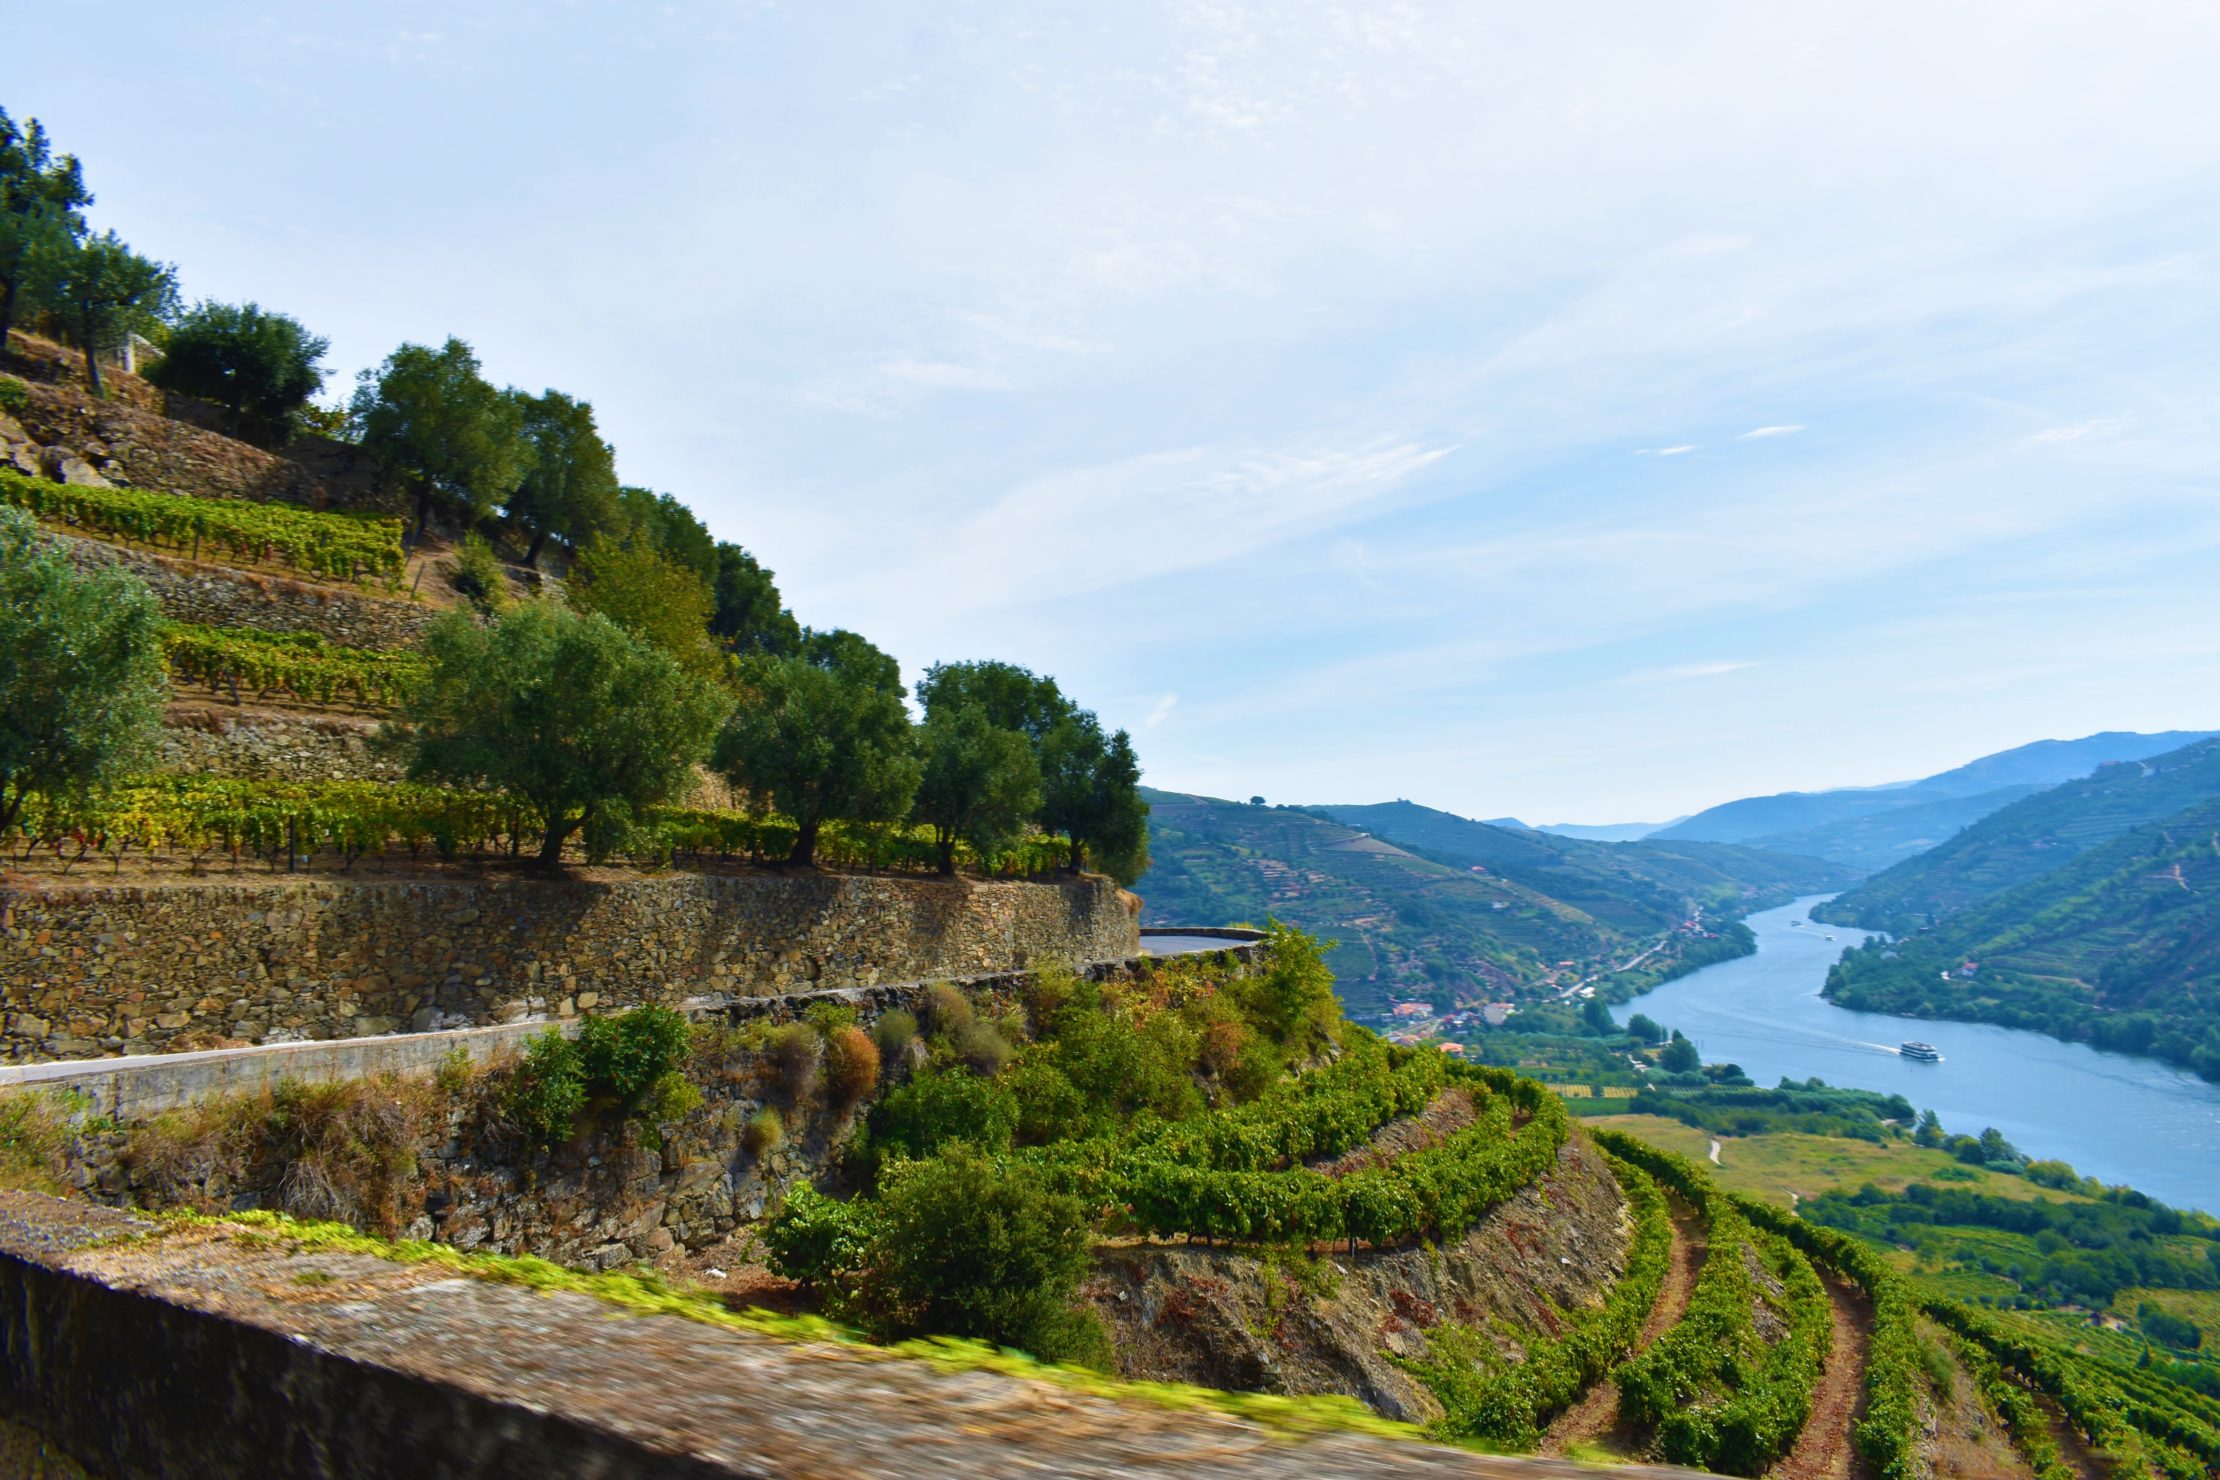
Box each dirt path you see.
[2037,1397,2106,1480]
[1766,1273,1874,1480]
[1538,1198,1706,1456]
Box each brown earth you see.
[1916,1316,2037,1480]
[1767,1273,1873,1480]
[1540,1196,1708,1456]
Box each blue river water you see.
[1617,895,2220,1214]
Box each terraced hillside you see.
[1816,736,2220,933]
[1137,790,1846,1017]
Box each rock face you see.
[159,707,402,783]
[0,872,1140,1061]
[1086,1134,1633,1423]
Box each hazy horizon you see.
[16,3,2220,822]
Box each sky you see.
[14,2,2220,824]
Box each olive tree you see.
[350,337,529,536]
[400,602,730,870]
[0,109,90,350]
[508,389,618,567]
[147,300,328,444]
[714,629,919,869]
[1039,712,1148,883]
[0,508,167,835]
[35,230,176,399]
[911,702,1041,876]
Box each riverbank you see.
[1615,896,2220,1214]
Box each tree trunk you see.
[0,278,17,357]
[523,528,547,569]
[79,314,103,399]
[789,818,819,870]
[937,833,958,877]
[535,817,573,872]
[412,483,435,542]
[1065,832,1084,875]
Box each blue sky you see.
[16,3,2220,823]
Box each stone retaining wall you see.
[0,872,1139,1061]
[159,708,402,783]
[61,533,437,647]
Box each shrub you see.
[768,1021,822,1106]
[0,377,26,415]
[448,532,508,614]
[871,1009,919,1062]
[862,1144,1109,1366]
[866,1067,1017,1164]
[923,983,974,1040]
[504,1029,587,1149]
[825,1025,882,1105]
[954,1020,1012,1076]
[576,1005,692,1105]
[1239,922,1341,1049]
[764,1182,874,1286]
[743,1107,784,1159]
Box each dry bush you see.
[824,1026,882,1106]
[923,983,974,1039]
[954,1021,1012,1077]
[768,1022,822,1106]
[871,1010,919,1062]
[743,1107,784,1159]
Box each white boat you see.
[1900,1041,1942,1063]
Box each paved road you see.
[1140,932,1260,955]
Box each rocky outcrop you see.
[1086,1133,1634,1423]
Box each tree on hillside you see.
[1039,712,1148,884]
[614,485,717,581]
[1659,1030,1701,1074]
[508,390,619,567]
[710,541,800,656]
[912,702,1042,876]
[915,660,1070,745]
[33,230,177,399]
[0,507,167,835]
[350,337,530,536]
[567,538,719,675]
[1626,1012,1663,1044]
[714,629,919,869]
[146,300,328,444]
[0,109,90,351]
[399,602,729,870]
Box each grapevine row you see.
[1409,1151,1675,1449]
[1033,1063,1567,1247]
[1940,1328,2076,1480]
[0,466,407,585]
[161,622,425,710]
[6,777,1070,878]
[1592,1132,1832,1476]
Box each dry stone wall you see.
[158,708,402,783]
[59,533,436,647]
[0,872,1139,1061]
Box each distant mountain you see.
[1653,730,2217,867]
[1824,783,2220,1081]
[1815,737,2220,933]
[1133,791,1846,1017]
[1535,820,1672,842]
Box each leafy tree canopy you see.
[916,660,1070,743]
[0,507,166,833]
[614,485,716,582]
[566,537,719,676]
[912,701,1041,876]
[33,230,177,399]
[0,108,90,349]
[713,628,920,868]
[1040,711,1148,884]
[350,337,530,534]
[146,300,328,444]
[399,601,729,869]
[710,541,800,656]
[508,389,618,566]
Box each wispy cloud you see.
[2031,418,2125,444]
[1627,660,1762,683]
[1146,692,1179,727]
[1738,424,1805,440]
[1634,444,1697,457]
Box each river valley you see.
[1619,895,2220,1213]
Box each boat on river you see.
[1900,1040,1942,1062]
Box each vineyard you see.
[2,776,1070,878]
[161,622,425,710]
[0,466,408,586]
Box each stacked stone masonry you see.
[159,708,403,783]
[0,872,1140,1061]
[59,533,436,647]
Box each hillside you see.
[1653,729,2216,864]
[1136,791,1846,1017]
[1824,789,2220,1080]
[1311,800,1853,933]
[1816,736,2220,932]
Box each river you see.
[1616,895,2220,1214]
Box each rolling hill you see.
[1823,788,2220,1080]
[1652,729,2217,868]
[1136,790,1850,1017]
[1815,736,2220,932]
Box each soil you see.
[1540,1197,1707,1457]
[2038,1395,2107,1480]
[1310,1088,1480,1177]
[1916,1317,2036,1480]
[1766,1273,1873,1480]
